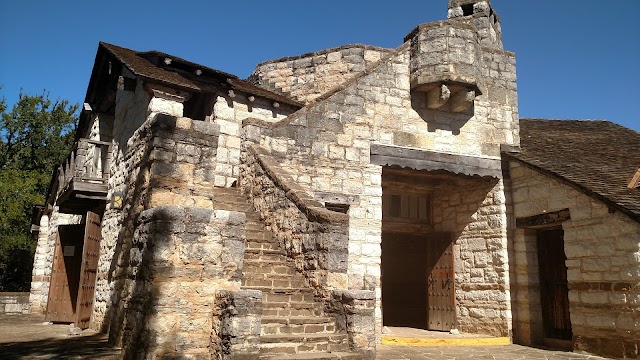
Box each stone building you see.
[27,0,639,359]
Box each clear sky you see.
[1,0,638,131]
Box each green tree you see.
[0,89,78,291]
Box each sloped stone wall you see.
[239,144,349,296]
[249,45,393,104]
[211,93,296,188]
[509,161,640,358]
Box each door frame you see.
[536,226,572,342]
[45,211,102,329]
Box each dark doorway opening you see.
[381,233,428,328]
[537,227,572,340]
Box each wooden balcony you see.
[55,138,111,214]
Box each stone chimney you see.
[447,0,502,48]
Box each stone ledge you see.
[254,44,394,67]
[247,144,348,225]
[404,20,477,43]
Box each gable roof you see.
[509,119,640,223]
[95,42,303,107]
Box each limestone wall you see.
[242,34,516,337]
[432,177,511,336]
[91,79,155,332]
[509,161,640,358]
[212,93,296,188]
[0,292,29,314]
[243,42,518,276]
[120,206,245,359]
[249,45,393,104]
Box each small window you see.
[462,4,474,16]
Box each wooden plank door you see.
[45,225,85,323]
[75,211,102,329]
[537,228,572,340]
[426,232,455,331]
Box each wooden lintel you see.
[75,194,109,201]
[382,221,433,234]
[371,144,503,179]
[516,208,571,229]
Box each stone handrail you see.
[239,143,349,297]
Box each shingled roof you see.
[508,119,640,223]
[99,42,303,107]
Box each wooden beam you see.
[382,221,433,234]
[516,208,570,229]
[628,168,640,189]
[371,144,503,179]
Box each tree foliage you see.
[0,89,78,291]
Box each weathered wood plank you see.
[516,208,570,229]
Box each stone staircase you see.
[213,187,362,360]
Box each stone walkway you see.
[1,314,608,360]
[376,344,607,359]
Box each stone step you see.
[247,239,279,250]
[214,202,255,212]
[244,250,290,263]
[261,317,336,335]
[262,301,324,317]
[242,277,307,289]
[244,260,298,276]
[261,352,362,360]
[242,286,316,304]
[259,334,350,356]
[246,232,275,244]
[246,222,267,232]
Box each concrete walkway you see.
[376,344,607,359]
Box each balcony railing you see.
[55,138,111,212]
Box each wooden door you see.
[537,228,572,340]
[75,211,102,329]
[426,232,455,331]
[45,225,85,323]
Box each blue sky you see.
[1,0,638,131]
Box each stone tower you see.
[448,0,503,48]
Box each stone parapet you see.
[212,290,262,360]
[326,290,376,360]
[0,292,30,314]
[249,45,393,104]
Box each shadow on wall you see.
[96,114,188,358]
[410,91,474,135]
[99,113,157,356]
